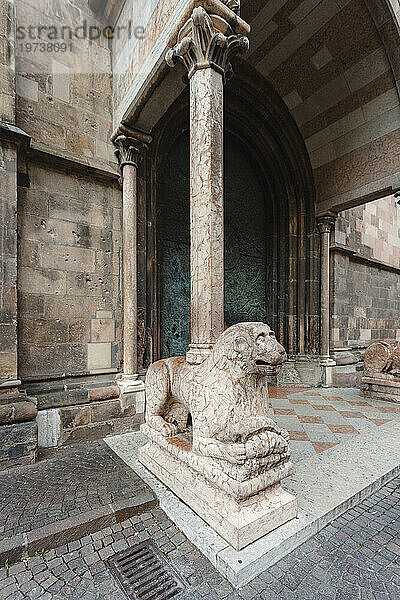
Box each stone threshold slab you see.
[0,493,157,566]
[106,420,400,588]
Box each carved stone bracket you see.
[166,6,249,80]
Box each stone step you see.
[0,492,157,566]
[106,422,400,587]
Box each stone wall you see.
[18,162,122,379]
[331,251,400,347]
[334,195,400,268]
[0,0,17,386]
[0,142,18,385]
[0,0,130,467]
[15,0,115,164]
[331,195,400,385]
[113,0,182,125]
[332,195,400,350]
[13,0,122,382]
[25,376,145,449]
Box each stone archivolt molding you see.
[166,5,249,80]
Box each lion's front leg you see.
[229,416,287,442]
[193,436,247,465]
[145,360,178,437]
[244,430,290,460]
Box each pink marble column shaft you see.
[186,67,224,364]
[113,131,151,377]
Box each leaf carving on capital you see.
[317,216,336,235]
[113,135,140,169]
[166,6,249,79]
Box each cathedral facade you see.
[1,0,400,469]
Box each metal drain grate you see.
[107,540,186,600]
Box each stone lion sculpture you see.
[145,322,289,466]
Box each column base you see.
[320,357,336,387]
[117,374,145,394]
[117,374,146,419]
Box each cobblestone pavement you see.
[1,477,399,600]
[269,387,400,462]
[0,441,151,540]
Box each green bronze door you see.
[159,132,267,358]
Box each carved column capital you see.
[166,5,249,80]
[113,135,141,170]
[317,215,336,235]
[112,126,152,172]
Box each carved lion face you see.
[213,322,287,375]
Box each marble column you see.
[166,2,249,363]
[317,215,337,386]
[113,131,150,393]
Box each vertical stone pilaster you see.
[317,215,337,386]
[166,3,249,363]
[113,130,151,387]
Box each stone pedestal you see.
[117,374,146,417]
[331,348,361,387]
[139,424,296,551]
[320,357,336,387]
[361,374,400,403]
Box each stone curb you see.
[0,491,157,567]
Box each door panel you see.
[159,133,267,358]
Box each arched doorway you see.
[159,131,268,358]
[148,65,319,366]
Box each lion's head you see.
[212,322,287,376]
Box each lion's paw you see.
[227,443,247,465]
[161,421,178,436]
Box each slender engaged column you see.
[317,215,336,385]
[166,2,249,363]
[113,132,150,384]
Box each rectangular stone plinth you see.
[141,424,294,501]
[138,440,297,551]
[361,375,400,403]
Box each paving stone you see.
[0,448,398,600]
[0,440,152,540]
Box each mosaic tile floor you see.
[268,386,400,462]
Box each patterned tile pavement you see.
[0,477,399,600]
[268,387,400,462]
